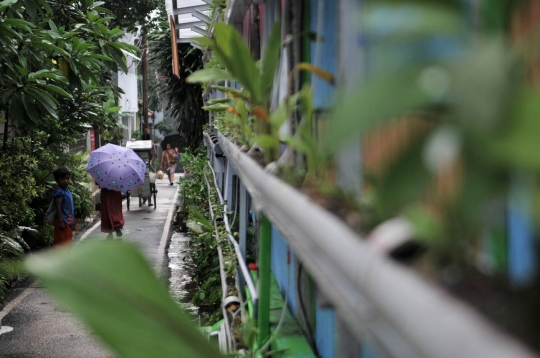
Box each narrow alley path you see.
[0,177,181,357]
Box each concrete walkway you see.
[0,177,181,357]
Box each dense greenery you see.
[1,0,223,356]
[176,146,238,325]
[154,120,174,136]
[0,0,138,300]
[176,147,221,322]
[148,12,206,151]
[102,0,162,33]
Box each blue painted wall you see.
[271,226,297,314]
[310,0,337,109]
[315,303,335,358]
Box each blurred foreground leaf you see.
[25,240,223,358]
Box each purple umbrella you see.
[86,143,146,192]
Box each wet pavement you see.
[0,176,190,357]
[167,232,198,319]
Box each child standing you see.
[52,167,75,247]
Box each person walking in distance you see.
[98,184,124,239]
[52,167,75,247]
[160,143,179,185]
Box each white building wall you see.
[116,32,140,142]
[118,33,139,114]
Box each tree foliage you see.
[0,0,138,299]
[148,13,206,151]
[0,0,139,137]
[154,120,174,136]
[102,0,162,33]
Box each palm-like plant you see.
[148,13,206,151]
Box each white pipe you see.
[206,160,259,303]
[203,171,233,352]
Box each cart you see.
[125,140,157,210]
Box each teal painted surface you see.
[315,303,335,358]
[361,344,377,358]
[271,226,297,315]
[268,273,316,357]
[310,0,337,109]
[508,174,537,286]
[362,3,465,77]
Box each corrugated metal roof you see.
[164,0,210,42]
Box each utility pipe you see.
[206,161,258,304]
[203,171,233,352]
[218,133,537,358]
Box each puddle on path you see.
[167,232,198,319]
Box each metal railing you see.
[201,171,233,353]
[206,162,259,307]
[203,132,260,352]
[217,132,538,358]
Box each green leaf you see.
[269,101,287,130]
[3,18,33,32]
[9,96,25,125]
[42,84,73,99]
[208,98,232,104]
[24,0,37,18]
[375,133,433,217]
[28,69,64,82]
[202,104,230,112]
[0,0,17,10]
[495,88,540,169]
[35,41,70,57]
[15,64,27,78]
[285,136,311,156]
[193,37,213,47]
[213,23,261,103]
[187,69,235,84]
[48,20,59,33]
[209,85,247,99]
[0,89,15,102]
[25,241,224,358]
[105,106,122,114]
[26,87,58,118]
[110,42,140,55]
[88,54,113,62]
[21,93,40,123]
[323,67,432,153]
[252,134,279,152]
[403,204,443,242]
[109,49,128,73]
[35,0,52,13]
[189,208,213,230]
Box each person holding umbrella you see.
[99,185,124,239]
[160,143,179,185]
[87,143,146,238]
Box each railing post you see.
[238,182,248,291]
[239,181,248,259]
[257,213,272,348]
